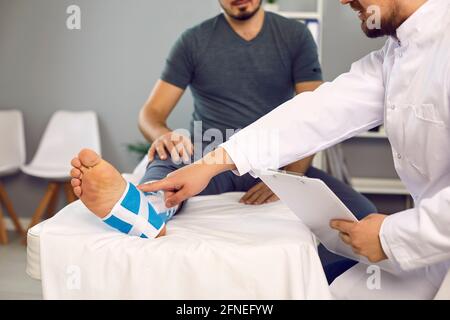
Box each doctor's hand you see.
[138,163,212,207]
[148,131,193,163]
[330,213,388,263]
[138,147,236,207]
[239,182,279,205]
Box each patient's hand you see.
[239,182,279,205]
[148,131,193,164]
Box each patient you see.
[136,0,375,215]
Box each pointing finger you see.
[138,179,177,193]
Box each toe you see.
[78,149,101,168]
[70,168,82,179]
[71,157,82,168]
[71,178,81,187]
[73,186,82,198]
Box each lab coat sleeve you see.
[380,184,450,271]
[221,46,387,176]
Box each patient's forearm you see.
[283,155,315,175]
[138,80,185,143]
[138,108,171,143]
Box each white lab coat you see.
[222,0,450,297]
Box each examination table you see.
[26,169,332,299]
[26,159,450,300]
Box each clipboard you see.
[258,169,398,274]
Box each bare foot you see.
[70,149,166,237]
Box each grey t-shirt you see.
[161,12,322,138]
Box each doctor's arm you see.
[138,47,387,206]
[281,81,323,174]
[240,81,322,205]
[331,74,450,267]
[379,185,450,270]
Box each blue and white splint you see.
[102,182,176,239]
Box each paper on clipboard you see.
[258,169,399,275]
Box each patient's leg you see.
[70,149,166,238]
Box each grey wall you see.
[0,0,387,218]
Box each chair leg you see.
[28,182,59,230]
[0,182,25,236]
[64,182,77,204]
[45,183,60,219]
[0,205,8,245]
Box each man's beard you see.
[221,0,262,21]
[362,14,399,38]
[361,5,401,38]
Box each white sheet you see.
[39,192,332,299]
[26,221,45,280]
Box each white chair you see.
[22,111,101,230]
[0,110,26,244]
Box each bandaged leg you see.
[102,182,168,239]
[70,149,170,238]
[142,190,177,223]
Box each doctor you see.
[139,0,450,299]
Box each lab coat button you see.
[390,104,396,110]
[397,153,402,159]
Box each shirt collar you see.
[394,0,445,45]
